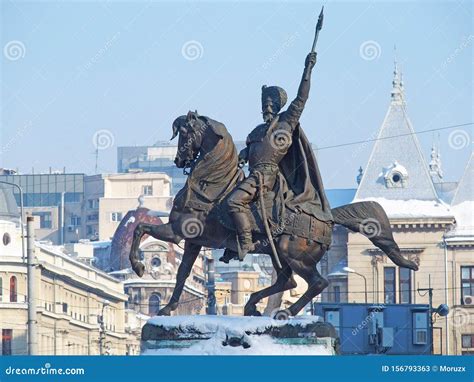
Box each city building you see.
[320,62,473,355]
[0,189,141,355]
[0,171,85,244]
[84,172,173,241]
[109,237,208,317]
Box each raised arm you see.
[282,52,317,128]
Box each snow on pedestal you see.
[141,315,336,355]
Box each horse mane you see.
[186,116,240,202]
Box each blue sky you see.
[1,0,472,188]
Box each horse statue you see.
[127,111,419,318]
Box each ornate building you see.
[110,237,207,317]
[321,62,473,355]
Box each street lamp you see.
[0,181,25,262]
[343,267,368,304]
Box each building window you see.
[149,294,161,316]
[399,268,412,304]
[110,212,123,222]
[151,257,161,268]
[461,266,474,304]
[87,214,98,222]
[70,215,81,226]
[384,267,396,304]
[142,185,153,196]
[9,276,17,302]
[32,211,52,229]
[462,334,474,348]
[324,309,340,336]
[0,277,2,301]
[88,199,99,209]
[2,329,12,355]
[413,312,428,345]
[333,285,341,303]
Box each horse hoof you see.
[244,305,261,317]
[133,262,145,277]
[157,308,171,316]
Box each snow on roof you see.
[354,197,454,219]
[446,201,474,238]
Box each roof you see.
[0,184,20,221]
[355,63,438,201]
[446,153,474,238]
[452,152,473,206]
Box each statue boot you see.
[232,211,256,260]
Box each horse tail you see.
[331,201,418,271]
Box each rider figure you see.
[227,52,317,260]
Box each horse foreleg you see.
[130,222,178,277]
[158,241,202,316]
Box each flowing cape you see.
[279,124,333,222]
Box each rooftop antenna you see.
[94,134,99,174]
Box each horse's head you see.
[171,111,207,169]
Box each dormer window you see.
[383,161,408,188]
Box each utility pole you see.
[27,216,38,355]
[98,299,110,355]
[206,257,216,315]
[417,275,434,355]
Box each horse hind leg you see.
[283,240,329,317]
[244,258,296,316]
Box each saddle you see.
[217,173,333,247]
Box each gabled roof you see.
[355,62,438,201]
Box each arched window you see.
[149,294,161,316]
[10,276,17,302]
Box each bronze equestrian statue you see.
[126,9,418,318]
[226,51,334,262]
